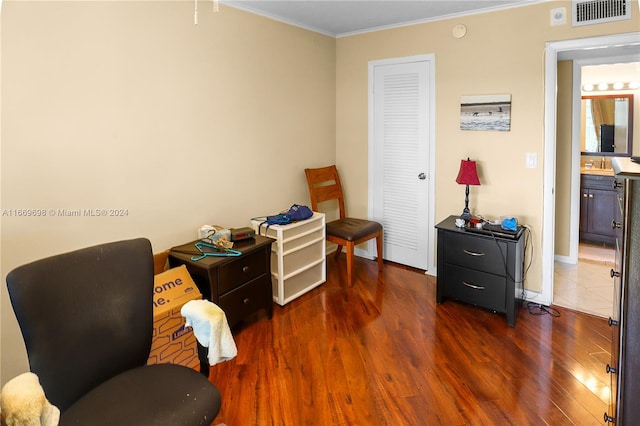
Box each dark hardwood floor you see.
[209,254,612,425]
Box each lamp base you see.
[460,184,472,222]
[460,208,471,222]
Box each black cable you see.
[522,226,533,280]
[520,226,534,301]
[527,301,561,317]
[477,220,533,305]
[481,220,532,286]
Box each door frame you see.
[560,55,639,267]
[366,54,437,274]
[541,32,640,305]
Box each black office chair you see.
[6,238,221,426]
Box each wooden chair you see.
[304,165,383,286]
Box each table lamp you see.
[455,158,480,222]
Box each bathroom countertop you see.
[581,167,614,176]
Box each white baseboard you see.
[554,254,577,265]
[354,246,375,260]
[522,289,551,306]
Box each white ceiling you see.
[224,0,541,37]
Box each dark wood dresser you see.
[606,158,640,425]
[435,215,525,327]
[168,235,274,328]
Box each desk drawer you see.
[442,264,506,312]
[218,250,266,295]
[442,232,507,276]
[218,275,268,327]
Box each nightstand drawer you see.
[442,264,506,312]
[218,275,268,327]
[442,231,508,276]
[218,250,266,295]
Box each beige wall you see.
[1,2,335,383]
[336,1,639,295]
[555,60,574,257]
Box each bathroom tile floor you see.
[553,243,615,318]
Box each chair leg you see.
[376,231,384,271]
[334,244,343,259]
[346,241,355,287]
[197,342,209,379]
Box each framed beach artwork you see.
[460,94,511,131]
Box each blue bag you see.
[254,204,313,234]
[266,213,291,226]
[286,204,313,221]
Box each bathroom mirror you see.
[581,94,634,156]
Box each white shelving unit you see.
[251,212,326,306]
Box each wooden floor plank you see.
[209,254,611,425]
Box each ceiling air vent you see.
[572,0,632,26]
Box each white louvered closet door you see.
[372,60,430,270]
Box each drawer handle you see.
[463,250,485,257]
[611,220,621,229]
[604,412,616,423]
[608,317,619,327]
[606,363,617,374]
[462,281,485,290]
[612,180,623,189]
[610,269,621,278]
[242,266,249,273]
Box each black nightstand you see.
[435,215,525,327]
[168,235,274,329]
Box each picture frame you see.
[460,94,511,131]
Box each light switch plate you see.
[526,153,537,169]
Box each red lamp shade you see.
[455,159,480,186]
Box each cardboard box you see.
[153,250,170,274]
[147,265,202,370]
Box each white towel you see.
[181,299,237,365]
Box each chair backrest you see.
[6,238,155,412]
[304,165,346,219]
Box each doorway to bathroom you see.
[546,35,639,318]
[535,33,640,316]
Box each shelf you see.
[274,238,324,274]
[251,212,326,306]
[275,261,325,305]
[279,257,325,281]
[279,229,324,256]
